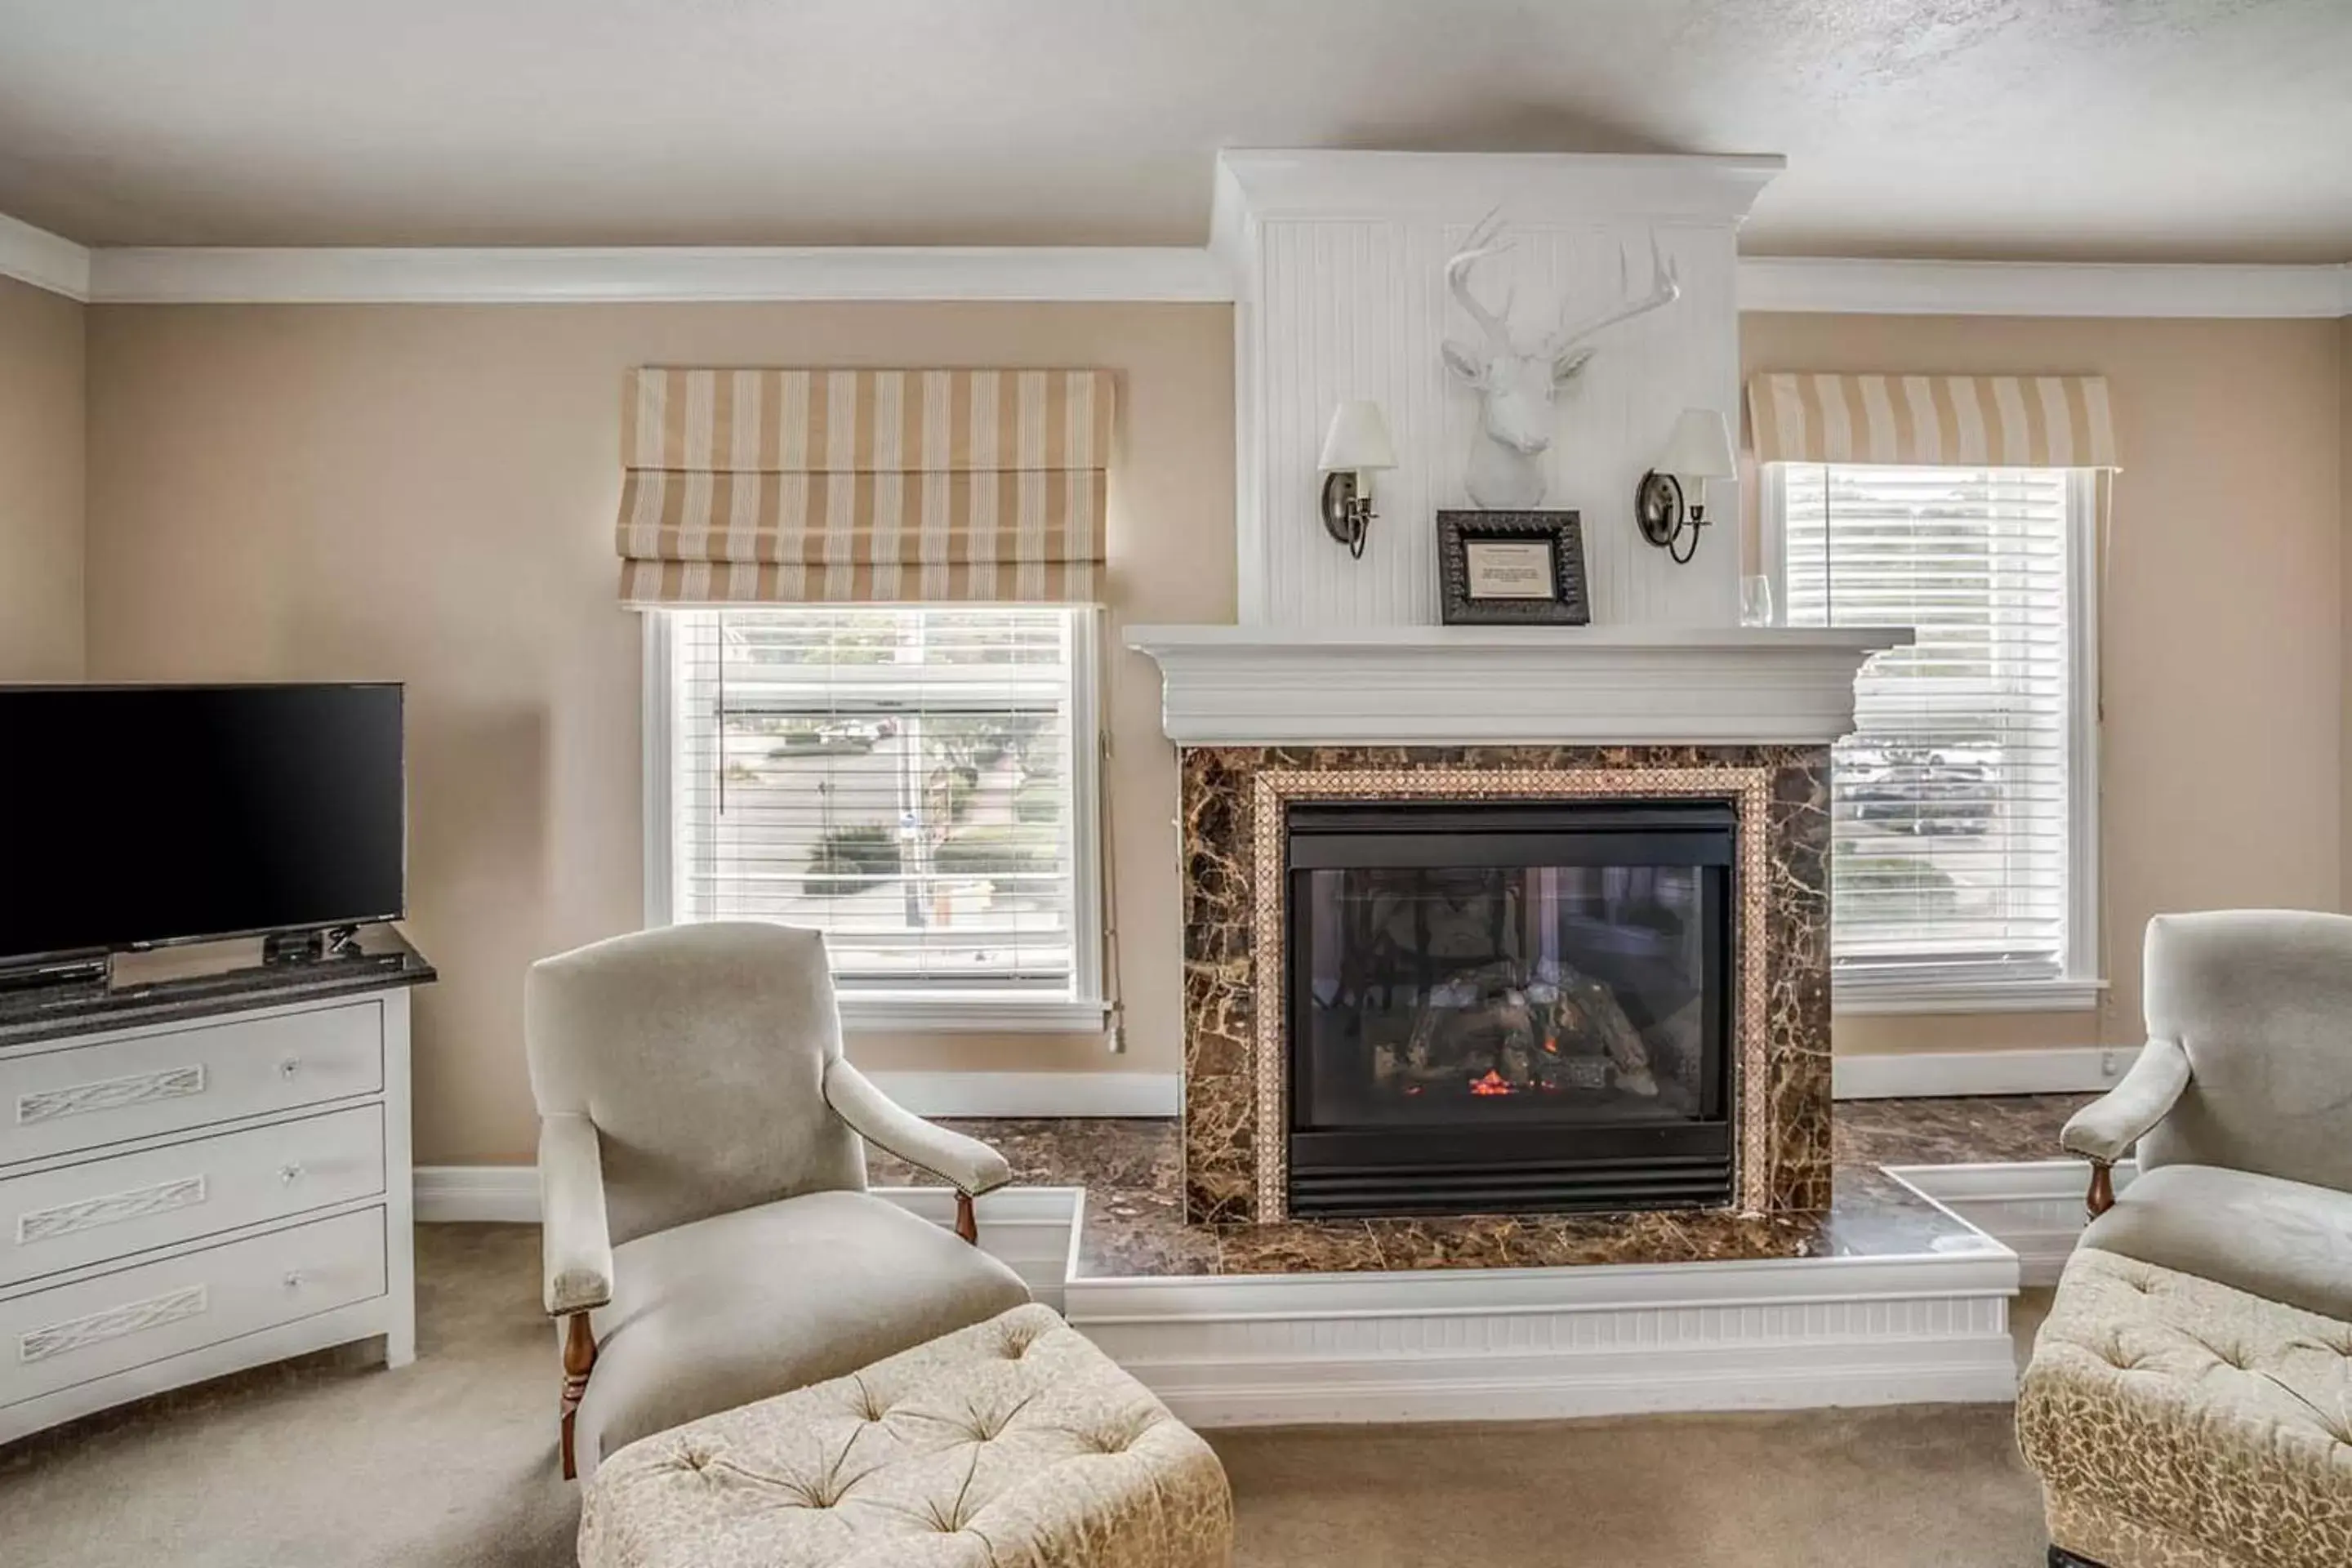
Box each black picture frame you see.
[1436,510,1591,626]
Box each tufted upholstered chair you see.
[525,921,1029,1480]
[2061,909,2352,1321]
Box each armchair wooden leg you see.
[560,1310,598,1481]
[955,1190,978,1245]
[2085,1160,2116,1221]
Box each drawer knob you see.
[283,1269,306,1290]
[278,1162,305,1185]
[278,1057,302,1080]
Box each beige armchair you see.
[524,922,1029,1480]
[2060,909,2352,1320]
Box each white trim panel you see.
[837,998,1109,1035]
[0,212,91,301]
[1891,1160,2137,1286]
[1124,625,1909,746]
[1740,256,2352,318]
[1833,1047,2129,1099]
[1835,977,2107,1016]
[86,246,1232,305]
[1065,1207,2019,1428]
[864,1070,1178,1117]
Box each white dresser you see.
[0,941,429,1446]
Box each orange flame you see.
[1469,1069,1514,1097]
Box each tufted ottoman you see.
[578,1303,1233,1568]
[2017,1247,2352,1568]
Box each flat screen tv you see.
[0,684,405,963]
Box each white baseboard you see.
[1888,1160,2138,1286]
[862,1070,1181,1118]
[1833,1047,2129,1099]
[413,1165,540,1224]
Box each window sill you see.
[1833,977,2107,1017]
[836,993,1107,1035]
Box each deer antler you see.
[1444,208,1518,359]
[1539,232,1681,369]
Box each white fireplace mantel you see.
[1123,625,1912,747]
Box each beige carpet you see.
[0,1224,2053,1566]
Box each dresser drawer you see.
[0,1206,385,1408]
[0,1105,385,1288]
[0,1002,384,1167]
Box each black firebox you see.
[1285,800,1737,1218]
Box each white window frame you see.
[1763,465,2105,1016]
[641,607,1107,1034]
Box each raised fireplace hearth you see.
[1285,800,1735,1218]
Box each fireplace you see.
[1163,746,1839,1227]
[1285,800,1736,1218]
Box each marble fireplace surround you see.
[1176,743,1834,1228]
[1127,625,1909,1263]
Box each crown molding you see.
[0,212,91,301]
[1214,149,1785,234]
[2,217,2336,316]
[83,245,1232,305]
[1739,255,2352,318]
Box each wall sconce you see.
[1635,408,1736,565]
[1317,400,1396,559]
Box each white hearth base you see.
[1059,1193,2019,1427]
[414,1174,2023,1428]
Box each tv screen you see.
[0,684,406,961]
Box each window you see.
[647,606,1102,1029]
[1768,464,2099,1012]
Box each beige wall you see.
[74,298,2351,1160]
[0,274,85,679]
[84,304,1233,1164]
[1744,314,2347,1054]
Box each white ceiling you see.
[1,0,2347,261]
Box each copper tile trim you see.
[1247,764,1776,1223]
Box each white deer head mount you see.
[1440,216,1683,510]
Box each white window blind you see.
[664,606,1091,996]
[1776,464,2085,987]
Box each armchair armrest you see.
[2061,1038,2192,1167]
[823,1058,1013,1196]
[537,1112,614,1317]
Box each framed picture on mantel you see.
[1436,510,1590,626]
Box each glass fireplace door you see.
[1285,800,1736,1217]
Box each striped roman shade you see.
[617,368,1112,605]
[1746,373,2118,470]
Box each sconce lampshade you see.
[1318,400,1397,474]
[1659,408,1736,481]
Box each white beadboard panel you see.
[1233,167,1753,632]
[1065,1235,2019,1427]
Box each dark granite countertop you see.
[0,925,435,1048]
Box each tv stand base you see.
[262,925,364,965]
[0,951,110,994]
